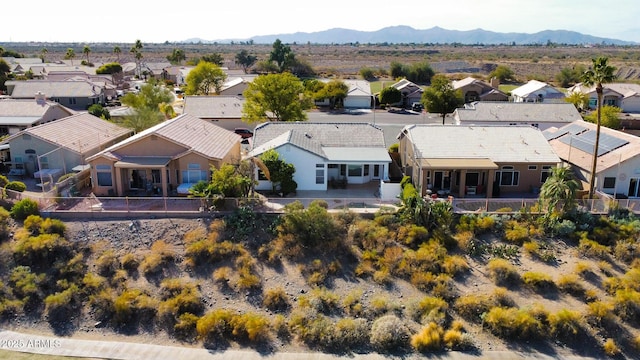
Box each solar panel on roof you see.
[544,129,568,141]
[559,130,629,157]
[544,123,588,141]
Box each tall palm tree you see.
[539,166,580,215]
[40,48,48,63]
[581,57,617,199]
[83,45,91,64]
[113,46,121,63]
[65,48,76,66]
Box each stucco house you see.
[511,80,565,103]
[248,122,391,191]
[453,102,583,131]
[182,95,248,131]
[0,96,75,136]
[388,79,423,108]
[86,113,242,197]
[314,79,373,109]
[5,79,106,111]
[4,113,132,180]
[545,120,640,197]
[219,76,258,97]
[567,82,640,113]
[398,124,561,198]
[452,77,508,103]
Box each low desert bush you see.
[487,258,520,286]
[262,287,290,312]
[10,198,39,221]
[453,231,474,253]
[334,317,370,350]
[158,279,203,321]
[441,255,469,276]
[306,287,341,315]
[140,240,175,276]
[548,309,584,340]
[634,334,640,350]
[521,271,556,292]
[603,338,620,356]
[574,261,593,276]
[196,309,234,343]
[88,290,115,322]
[44,284,80,321]
[369,295,400,317]
[236,267,261,291]
[585,300,615,325]
[173,312,199,342]
[578,238,610,259]
[369,314,410,352]
[213,266,232,284]
[13,233,72,268]
[9,265,44,304]
[483,306,544,339]
[556,274,585,297]
[454,294,495,322]
[95,250,118,276]
[113,288,158,328]
[612,288,640,322]
[120,253,139,272]
[342,289,364,317]
[503,220,529,244]
[82,272,107,295]
[409,296,448,325]
[411,322,444,352]
[230,312,270,343]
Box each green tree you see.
[390,61,407,79]
[555,64,586,88]
[235,50,257,74]
[584,105,621,130]
[260,149,296,195]
[313,80,349,109]
[277,200,340,248]
[539,166,580,215]
[185,61,227,95]
[0,58,10,92]
[113,46,121,62]
[96,63,123,75]
[489,65,516,83]
[120,80,173,132]
[242,73,311,123]
[200,53,224,66]
[194,163,252,198]
[421,74,464,124]
[360,67,375,80]
[581,56,617,199]
[269,39,295,73]
[167,48,186,65]
[40,48,47,63]
[407,61,435,84]
[565,91,590,112]
[88,104,110,120]
[65,48,75,66]
[82,45,91,65]
[379,86,402,108]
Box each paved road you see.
[0,329,601,360]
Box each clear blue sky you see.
[3,0,639,43]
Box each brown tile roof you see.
[20,113,132,153]
[0,98,72,117]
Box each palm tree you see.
[83,45,91,64]
[581,57,617,199]
[113,46,121,63]
[40,48,48,63]
[65,48,76,66]
[539,166,580,215]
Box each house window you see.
[364,165,370,176]
[541,165,553,183]
[528,165,537,170]
[182,163,207,183]
[315,164,324,184]
[496,166,519,186]
[605,99,616,106]
[96,164,112,186]
[348,164,362,177]
[39,156,49,169]
[152,169,161,183]
[258,170,268,181]
[603,177,616,189]
[68,98,77,105]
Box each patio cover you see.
[323,147,391,162]
[419,158,498,170]
[33,168,63,179]
[114,157,171,168]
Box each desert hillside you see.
[0,200,639,358]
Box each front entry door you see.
[629,178,640,197]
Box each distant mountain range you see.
[185,26,636,45]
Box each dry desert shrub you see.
[603,338,620,356]
[483,306,544,340]
[140,240,175,276]
[548,309,584,341]
[487,258,520,286]
[454,293,495,322]
[585,300,616,326]
[230,312,270,343]
[556,274,585,297]
[120,253,139,273]
[408,296,448,325]
[342,289,364,317]
[262,287,290,312]
[411,322,443,352]
[521,271,556,292]
[333,317,370,350]
[578,238,610,260]
[95,249,118,276]
[369,314,411,352]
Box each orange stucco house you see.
[86,113,242,197]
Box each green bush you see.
[10,198,40,221]
[5,181,26,193]
[44,284,80,322]
[13,233,71,267]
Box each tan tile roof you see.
[183,96,244,119]
[21,113,132,153]
[0,98,70,117]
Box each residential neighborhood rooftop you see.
[454,102,582,123]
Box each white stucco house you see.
[453,102,583,131]
[314,79,373,109]
[247,122,391,191]
[511,80,565,103]
[567,82,640,113]
[545,120,640,197]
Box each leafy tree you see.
[40,48,47,63]
[120,80,173,132]
[584,105,621,130]
[277,200,340,248]
[235,50,257,74]
[113,46,121,62]
[242,72,311,123]
[191,163,252,198]
[65,48,75,66]
[421,74,464,124]
[82,45,91,65]
[269,39,295,73]
[167,48,186,65]
[539,166,580,215]
[254,60,279,74]
[581,56,617,199]
[360,67,375,80]
[390,61,407,79]
[0,58,9,92]
[88,104,110,120]
[199,53,224,66]
[489,65,516,83]
[407,61,435,84]
[555,64,586,88]
[313,80,349,109]
[565,91,589,112]
[185,61,226,95]
[96,63,123,75]
[260,149,296,196]
[379,86,402,108]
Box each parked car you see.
[412,102,424,112]
[234,128,253,138]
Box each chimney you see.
[490,77,500,89]
[35,91,46,105]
